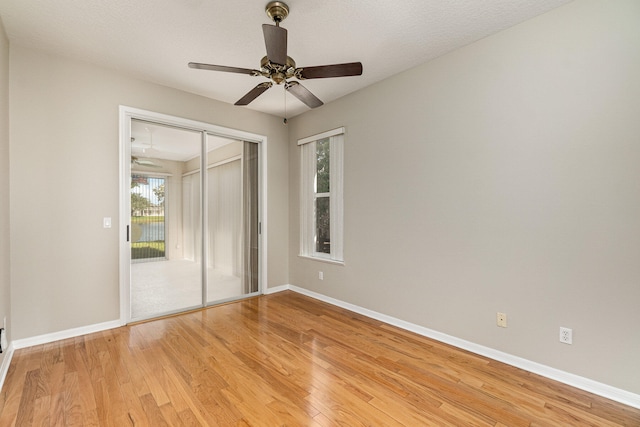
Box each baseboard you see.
[282,285,640,410]
[263,284,291,295]
[0,343,15,394]
[12,319,124,350]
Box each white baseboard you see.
[12,319,124,350]
[276,285,640,410]
[0,343,15,394]
[263,284,291,295]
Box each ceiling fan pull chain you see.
[283,86,288,125]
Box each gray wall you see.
[9,45,289,340]
[288,0,640,394]
[0,17,10,365]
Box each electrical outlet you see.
[496,312,507,328]
[318,271,324,280]
[559,327,573,344]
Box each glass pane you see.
[316,196,330,254]
[206,137,260,304]
[316,137,330,193]
[130,119,202,320]
[243,142,260,294]
[131,176,165,260]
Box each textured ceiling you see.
[0,0,572,118]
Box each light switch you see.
[103,217,112,228]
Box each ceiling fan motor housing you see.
[260,55,296,84]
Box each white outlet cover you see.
[496,312,507,328]
[559,327,573,344]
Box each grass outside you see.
[131,215,165,223]
[131,241,165,259]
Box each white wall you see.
[288,0,640,394]
[9,45,289,340]
[0,17,10,365]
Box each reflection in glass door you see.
[130,121,202,320]
[129,120,260,321]
[203,137,259,303]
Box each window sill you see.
[298,254,345,266]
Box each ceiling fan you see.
[131,156,161,168]
[188,1,363,109]
[130,136,161,168]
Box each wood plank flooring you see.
[0,291,639,426]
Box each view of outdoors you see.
[316,138,330,254]
[131,175,166,260]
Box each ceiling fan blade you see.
[262,24,287,65]
[235,82,273,106]
[188,62,258,75]
[132,157,162,168]
[285,81,323,109]
[297,62,363,79]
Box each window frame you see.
[298,127,344,264]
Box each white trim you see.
[297,127,345,146]
[297,254,345,266]
[0,343,15,393]
[12,320,123,350]
[263,284,291,295]
[119,107,131,325]
[276,285,640,410]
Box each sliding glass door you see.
[203,140,259,303]
[128,119,260,321]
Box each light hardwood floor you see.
[0,291,638,426]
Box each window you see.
[299,127,344,263]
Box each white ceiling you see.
[0,0,571,118]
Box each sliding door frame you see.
[118,106,268,324]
